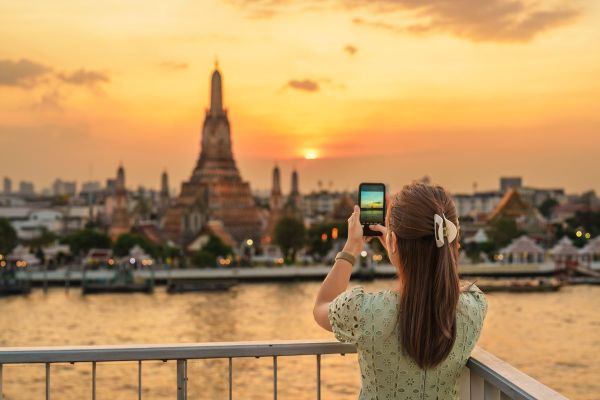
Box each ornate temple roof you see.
[488,188,530,221]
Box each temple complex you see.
[163,64,262,246]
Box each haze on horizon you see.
[1,0,599,195]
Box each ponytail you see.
[390,183,461,369]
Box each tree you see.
[203,235,234,258]
[61,229,111,255]
[35,247,45,265]
[0,218,18,255]
[274,217,306,263]
[486,217,522,249]
[538,198,559,219]
[24,228,56,248]
[191,250,216,268]
[190,235,233,268]
[113,233,157,257]
[562,210,600,247]
[307,222,346,261]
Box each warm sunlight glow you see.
[1,0,599,193]
[304,149,319,160]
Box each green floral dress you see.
[328,285,487,400]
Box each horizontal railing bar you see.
[467,347,567,400]
[0,340,356,364]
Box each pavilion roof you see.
[549,236,579,256]
[580,236,600,254]
[500,235,545,255]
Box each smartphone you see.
[358,183,386,236]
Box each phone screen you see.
[359,183,386,235]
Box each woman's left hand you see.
[343,205,364,257]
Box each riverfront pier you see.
[14,261,594,287]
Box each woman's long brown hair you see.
[388,182,460,369]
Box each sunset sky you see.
[1,0,599,195]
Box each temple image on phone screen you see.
[360,185,384,224]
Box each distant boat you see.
[166,279,237,293]
[567,276,600,285]
[82,267,154,294]
[0,267,31,297]
[477,278,562,293]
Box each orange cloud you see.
[343,44,358,56]
[159,61,189,71]
[229,0,580,42]
[0,59,51,88]
[57,69,109,87]
[352,2,580,42]
[286,79,319,92]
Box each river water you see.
[0,281,598,399]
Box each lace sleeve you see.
[328,287,366,344]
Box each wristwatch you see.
[335,251,356,266]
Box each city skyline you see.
[1,1,599,194]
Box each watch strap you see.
[335,251,356,266]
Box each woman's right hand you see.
[370,224,389,252]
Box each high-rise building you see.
[3,177,12,194]
[81,181,102,194]
[52,179,77,196]
[19,181,35,196]
[106,178,117,194]
[163,63,262,245]
[500,177,522,193]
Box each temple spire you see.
[210,60,223,115]
[270,163,282,211]
[272,164,281,195]
[291,168,299,195]
[116,163,125,190]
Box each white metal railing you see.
[0,340,567,400]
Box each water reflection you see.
[0,281,598,399]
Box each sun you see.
[304,149,319,160]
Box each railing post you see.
[177,359,187,400]
[45,363,50,400]
[484,381,501,400]
[316,354,321,400]
[138,360,142,400]
[470,371,484,400]
[0,363,3,400]
[228,357,233,400]
[92,362,96,400]
[273,356,277,400]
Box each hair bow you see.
[433,214,458,248]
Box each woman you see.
[313,182,487,399]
